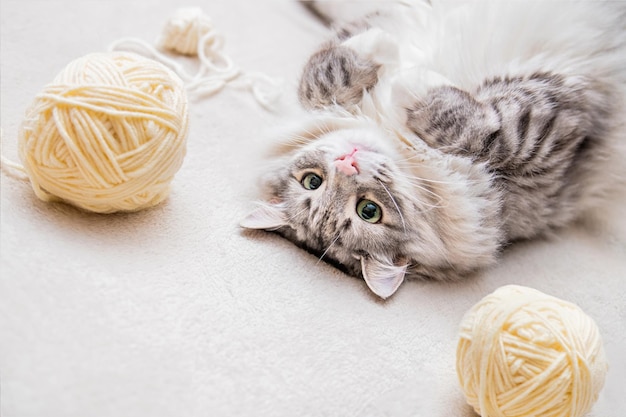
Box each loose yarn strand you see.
[110,7,282,109]
[0,129,28,180]
[108,37,195,83]
[229,71,285,111]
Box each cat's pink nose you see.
[334,148,359,176]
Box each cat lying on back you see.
[242,0,626,299]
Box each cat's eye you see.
[301,173,323,190]
[356,199,382,223]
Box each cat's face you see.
[242,126,423,298]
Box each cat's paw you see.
[406,86,500,156]
[298,42,380,110]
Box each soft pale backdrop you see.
[1,1,625,416]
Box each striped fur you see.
[243,0,626,298]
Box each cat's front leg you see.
[406,74,597,173]
[406,86,501,159]
[298,41,380,111]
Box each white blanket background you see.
[1,1,625,416]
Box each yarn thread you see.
[0,129,29,180]
[15,51,189,213]
[110,7,282,109]
[1,7,280,212]
[456,285,608,417]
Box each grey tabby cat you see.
[242,0,626,298]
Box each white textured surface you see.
[1,1,625,416]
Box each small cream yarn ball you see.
[18,52,188,213]
[456,285,608,417]
[160,7,215,56]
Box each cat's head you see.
[241,117,438,299]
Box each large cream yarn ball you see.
[456,285,607,417]
[18,52,188,213]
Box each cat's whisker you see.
[287,204,312,223]
[397,160,484,185]
[288,134,310,142]
[284,135,312,146]
[400,171,466,184]
[377,179,407,233]
[298,121,333,141]
[317,233,341,264]
[398,167,485,186]
[396,153,430,164]
[408,195,448,211]
[403,179,444,202]
[403,183,449,210]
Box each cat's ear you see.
[360,256,407,299]
[240,203,286,230]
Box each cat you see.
[241,0,626,299]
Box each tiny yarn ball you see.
[456,285,608,417]
[18,51,189,213]
[160,7,215,56]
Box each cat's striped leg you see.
[406,73,600,173]
[406,85,500,159]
